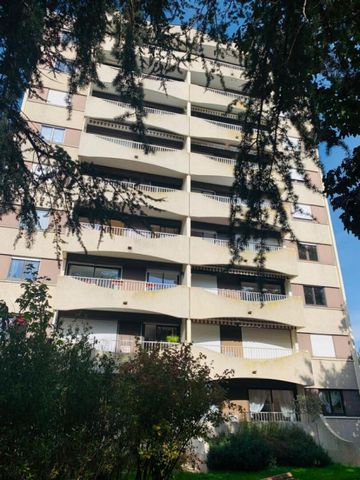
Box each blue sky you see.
[319,137,360,349]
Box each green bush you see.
[207,423,331,472]
[165,335,180,343]
[207,426,273,471]
[265,424,331,467]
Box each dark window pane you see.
[308,245,318,261]
[314,287,326,306]
[68,264,94,277]
[24,261,39,279]
[330,391,345,415]
[319,391,332,414]
[94,267,120,279]
[304,286,315,305]
[298,244,307,260]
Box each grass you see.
[176,464,360,480]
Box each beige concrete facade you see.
[1,38,359,453]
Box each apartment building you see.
[1,34,360,452]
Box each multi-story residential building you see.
[1,33,360,461]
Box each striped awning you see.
[192,265,285,280]
[192,318,291,330]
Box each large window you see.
[143,324,180,342]
[68,264,122,279]
[40,125,65,144]
[146,270,179,287]
[319,390,345,416]
[290,168,305,182]
[304,286,326,306]
[248,389,296,420]
[8,258,40,280]
[298,243,318,261]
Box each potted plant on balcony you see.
[165,335,180,343]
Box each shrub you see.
[207,426,273,471]
[207,423,331,472]
[264,424,331,467]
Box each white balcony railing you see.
[81,222,179,239]
[196,344,294,359]
[247,411,299,423]
[103,98,177,116]
[208,154,237,166]
[201,237,282,252]
[208,288,287,302]
[117,180,176,193]
[207,118,242,132]
[96,134,176,152]
[202,193,271,209]
[70,276,177,291]
[209,59,244,72]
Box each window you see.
[192,229,217,240]
[8,258,40,280]
[68,264,122,279]
[143,323,180,342]
[146,270,179,289]
[151,224,180,236]
[310,334,335,357]
[40,125,65,144]
[47,90,67,107]
[36,209,49,230]
[290,168,305,182]
[298,243,318,261]
[319,390,345,415]
[304,286,326,306]
[55,60,71,74]
[292,203,312,220]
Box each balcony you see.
[78,132,188,176]
[55,276,189,318]
[190,152,235,186]
[190,115,242,143]
[62,223,189,263]
[96,65,188,101]
[190,287,305,327]
[190,237,298,276]
[191,344,313,386]
[190,84,247,111]
[85,96,188,136]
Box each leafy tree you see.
[0,277,229,479]
[0,277,126,480]
[1,0,359,260]
[115,343,229,480]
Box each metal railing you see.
[246,411,300,423]
[202,193,271,209]
[208,288,287,302]
[103,98,177,116]
[70,276,178,291]
[96,134,176,152]
[207,118,242,131]
[208,155,237,166]
[209,59,244,71]
[96,339,179,354]
[195,344,294,359]
[117,180,176,193]
[201,237,282,252]
[80,222,179,239]
[205,87,247,100]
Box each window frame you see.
[47,89,68,107]
[298,243,318,261]
[67,263,122,280]
[8,257,40,280]
[292,203,313,220]
[40,125,65,144]
[319,389,345,416]
[304,285,326,306]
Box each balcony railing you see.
[238,411,300,423]
[208,154,237,166]
[196,344,293,359]
[207,118,242,131]
[207,288,287,302]
[96,134,176,152]
[70,276,178,291]
[202,193,271,209]
[104,98,177,116]
[201,237,282,252]
[209,59,244,72]
[117,180,176,193]
[205,87,247,102]
[81,222,179,239]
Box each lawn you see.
[176,464,360,480]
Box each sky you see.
[318,137,360,349]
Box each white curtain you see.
[274,390,296,420]
[249,389,268,413]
